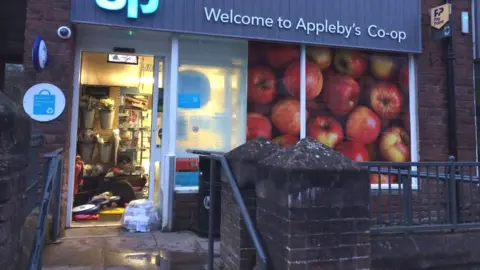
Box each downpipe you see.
[444,0,461,223]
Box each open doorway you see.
[72,51,163,226]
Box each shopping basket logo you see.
[96,0,159,19]
[33,90,56,116]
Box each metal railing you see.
[28,147,64,270]
[184,148,480,267]
[186,149,268,270]
[363,157,480,234]
[23,135,45,224]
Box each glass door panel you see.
[174,62,246,191]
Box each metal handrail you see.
[28,148,64,270]
[186,149,268,270]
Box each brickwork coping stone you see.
[221,138,281,270]
[224,138,280,189]
[255,137,371,270]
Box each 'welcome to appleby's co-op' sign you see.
[72,0,421,53]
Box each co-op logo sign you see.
[96,0,159,19]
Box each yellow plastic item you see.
[99,207,125,215]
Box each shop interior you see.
[72,52,162,226]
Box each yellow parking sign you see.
[431,3,451,29]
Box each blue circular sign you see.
[32,36,48,72]
[178,70,211,108]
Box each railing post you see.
[208,159,216,270]
[51,156,63,243]
[403,170,413,226]
[448,156,458,230]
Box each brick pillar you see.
[220,139,280,270]
[256,138,371,270]
[23,0,75,234]
[0,92,32,270]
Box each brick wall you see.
[418,0,476,162]
[0,93,33,270]
[23,0,75,233]
[220,183,257,270]
[372,231,480,269]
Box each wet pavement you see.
[42,227,221,270]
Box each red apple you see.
[273,135,298,148]
[271,99,307,136]
[334,50,368,78]
[265,43,300,68]
[248,66,277,104]
[307,116,344,148]
[370,54,398,81]
[379,127,410,162]
[370,168,397,184]
[399,64,409,94]
[346,106,381,145]
[369,82,404,120]
[403,112,410,131]
[308,47,332,70]
[335,141,370,162]
[246,113,272,140]
[283,61,323,100]
[323,74,360,116]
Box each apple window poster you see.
[246,42,410,185]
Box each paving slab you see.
[152,231,201,253]
[103,250,161,270]
[65,227,125,238]
[196,238,221,256]
[43,267,103,270]
[42,238,106,267]
[105,233,158,251]
[42,227,222,269]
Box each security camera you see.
[57,26,72,40]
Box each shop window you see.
[247,42,302,147]
[246,42,414,190]
[173,59,247,192]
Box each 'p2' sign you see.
[96,0,159,19]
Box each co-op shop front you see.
[66,0,421,230]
